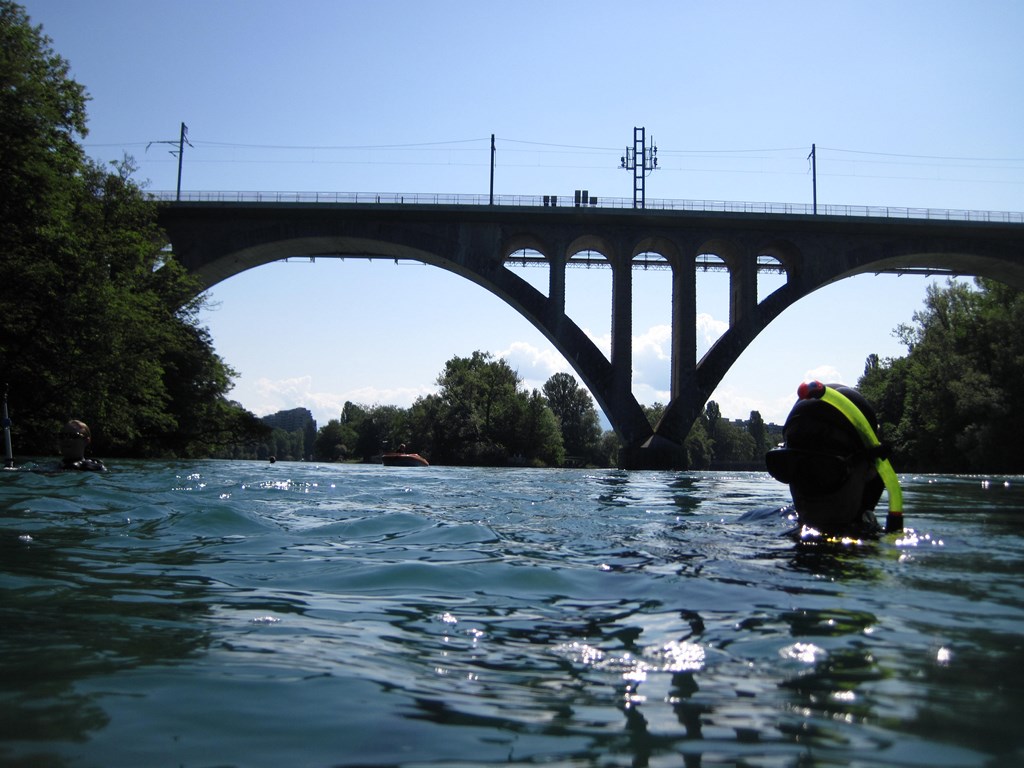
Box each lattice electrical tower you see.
[620,127,658,208]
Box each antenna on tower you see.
[620,127,658,209]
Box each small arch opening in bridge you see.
[565,247,612,355]
[756,253,786,304]
[632,251,672,407]
[696,252,730,357]
[504,248,549,298]
[696,253,727,272]
[568,249,610,269]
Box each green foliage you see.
[416,351,564,466]
[747,411,767,456]
[0,1,87,244]
[542,372,603,465]
[674,401,765,469]
[859,278,1024,472]
[322,353,568,467]
[683,416,713,469]
[314,417,356,461]
[0,2,264,458]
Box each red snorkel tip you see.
[797,380,825,400]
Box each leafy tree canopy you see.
[1,2,264,458]
[542,372,603,464]
[859,278,1024,472]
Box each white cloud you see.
[634,324,672,362]
[498,341,570,379]
[697,312,729,353]
[803,364,847,387]
[708,384,796,427]
[251,376,434,426]
[500,315,731,408]
[632,381,672,406]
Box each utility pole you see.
[620,127,657,208]
[147,122,192,201]
[808,143,817,214]
[489,134,495,205]
[176,123,188,201]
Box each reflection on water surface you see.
[1,463,1021,766]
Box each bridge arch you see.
[158,201,1024,467]
[754,239,801,278]
[632,236,681,265]
[567,234,616,263]
[502,233,551,261]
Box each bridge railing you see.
[149,190,1024,224]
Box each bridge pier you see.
[610,257,633,424]
[729,252,758,327]
[548,248,566,313]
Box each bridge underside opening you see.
[633,252,672,412]
[505,248,549,297]
[757,254,787,304]
[564,249,613,362]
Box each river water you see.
[1,461,1021,767]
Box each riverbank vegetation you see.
[858,277,1024,473]
[250,350,775,469]
[0,1,268,458]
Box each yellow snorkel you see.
[797,381,903,532]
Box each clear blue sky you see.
[23,0,1024,428]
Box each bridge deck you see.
[148,190,1024,225]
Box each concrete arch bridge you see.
[156,196,1024,468]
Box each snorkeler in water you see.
[763,382,902,538]
[57,420,107,472]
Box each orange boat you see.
[381,444,429,466]
[381,451,429,467]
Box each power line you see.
[819,146,1024,163]
[85,133,1024,165]
[192,137,490,151]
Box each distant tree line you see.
[280,350,776,469]
[0,2,268,458]
[858,277,1024,473]
[641,401,781,470]
[311,352,597,467]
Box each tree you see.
[704,401,722,444]
[711,420,756,465]
[747,410,767,457]
[683,417,713,469]
[859,278,1024,472]
[596,431,621,467]
[642,402,667,426]
[0,1,87,251]
[414,351,563,466]
[315,417,357,461]
[431,351,517,464]
[520,389,565,467]
[0,3,263,457]
[542,373,602,464]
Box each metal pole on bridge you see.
[147,122,191,201]
[490,134,495,205]
[176,123,188,201]
[809,143,817,214]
